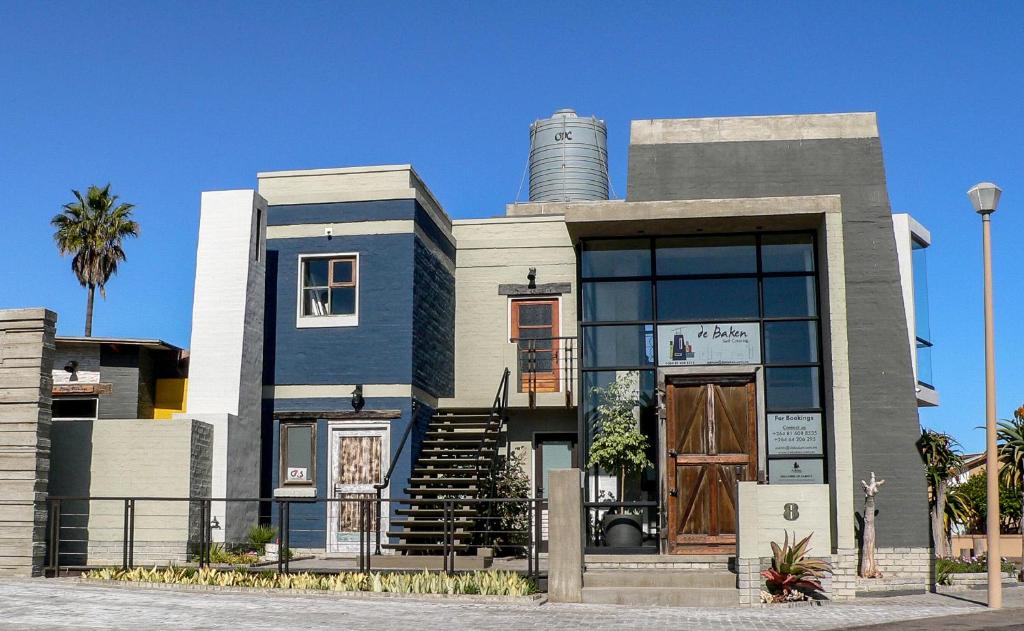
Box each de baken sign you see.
[657,323,761,366]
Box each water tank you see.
[528,109,609,202]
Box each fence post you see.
[526,499,533,579]
[128,499,136,569]
[276,500,283,574]
[364,500,372,573]
[282,501,291,574]
[48,499,61,575]
[374,490,382,556]
[122,499,130,570]
[358,501,365,574]
[547,469,583,603]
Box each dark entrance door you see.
[534,433,577,552]
[665,376,757,554]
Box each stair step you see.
[381,543,471,552]
[387,530,473,539]
[581,586,739,607]
[395,508,479,517]
[421,438,496,447]
[584,569,737,589]
[391,519,475,528]
[420,448,495,455]
[428,422,497,432]
[418,457,492,465]
[425,430,491,439]
[409,477,480,485]
[405,487,479,496]
[413,467,483,475]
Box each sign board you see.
[736,482,831,560]
[769,458,825,485]
[767,413,823,456]
[656,323,761,366]
[286,467,308,483]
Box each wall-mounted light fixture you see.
[527,267,537,289]
[63,360,78,373]
[351,385,365,412]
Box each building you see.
[179,110,940,592]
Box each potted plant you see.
[587,373,653,548]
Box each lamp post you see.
[968,181,1002,609]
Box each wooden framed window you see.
[280,422,316,486]
[297,253,359,327]
[511,298,560,392]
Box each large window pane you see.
[764,321,819,364]
[303,259,329,286]
[583,325,654,368]
[330,287,356,315]
[912,240,931,343]
[656,278,759,321]
[763,276,817,317]
[302,288,329,316]
[582,281,653,322]
[656,235,756,275]
[581,239,651,278]
[766,367,820,409]
[761,233,815,272]
[916,341,933,387]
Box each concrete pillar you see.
[182,190,266,542]
[547,468,583,603]
[0,308,57,576]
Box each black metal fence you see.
[513,336,576,408]
[45,495,545,580]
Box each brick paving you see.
[1,579,1023,630]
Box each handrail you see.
[512,335,576,407]
[374,400,417,554]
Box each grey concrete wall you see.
[98,345,141,419]
[626,128,929,548]
[0,308,56,576]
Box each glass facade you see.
[911,238,933,388]
[579,232,825,504]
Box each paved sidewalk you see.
[1,579,1023,630]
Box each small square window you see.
[281,422,316,486]
[298,255,359,325]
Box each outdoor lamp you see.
[351,385,365,412]
[969,180,1004,609]
[967,182,1002,214]
[63,360,78,373]
[210,517,220,530]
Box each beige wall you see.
[441,215,577,409]
[50,418,212,565]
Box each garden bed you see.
[80,567,541,604]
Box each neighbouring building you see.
[178,109,939,598]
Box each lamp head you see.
[351,385,365,412]
[967,182,1002,215]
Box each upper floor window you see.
[912,238,933,387]
[297,254,359,328]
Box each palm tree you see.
[51,184,139,336]
[917,428,964,557]
[997,406,1024,568]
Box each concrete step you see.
[584,569,737,589]
[581,586,739,607]
[585,554,735,571]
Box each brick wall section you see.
[188,421,213,546]
[855,546,932,593]
[0,308,56,577]
[412,237,455,398]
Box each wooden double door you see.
[665,376,757,554]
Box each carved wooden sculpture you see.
[860,472,886,578]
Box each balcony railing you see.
[512,336,576,408]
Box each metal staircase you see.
[382,369,510,554]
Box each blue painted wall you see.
[412,237,455,398]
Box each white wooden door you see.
[327,425,389,555]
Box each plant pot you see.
[601,513,643,548]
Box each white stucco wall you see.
[182,190,266,541]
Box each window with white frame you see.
[298,254,359,326]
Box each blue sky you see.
[1,2,1021,452]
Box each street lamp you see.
[968,181,1002,609]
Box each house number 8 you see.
[783,503,799,521]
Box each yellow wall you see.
[153,378,188,419]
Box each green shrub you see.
[247,524,277,554]
[85,567,537,596]
[936,556,1016,584]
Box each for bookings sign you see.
[657,322,761,366]
[767,413,823,456]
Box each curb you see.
[75,578,548,606]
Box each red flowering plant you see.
[760,531,832,603]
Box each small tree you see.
[997,405,1024,563]
[587,372,652,503]
[917,428,964,557]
